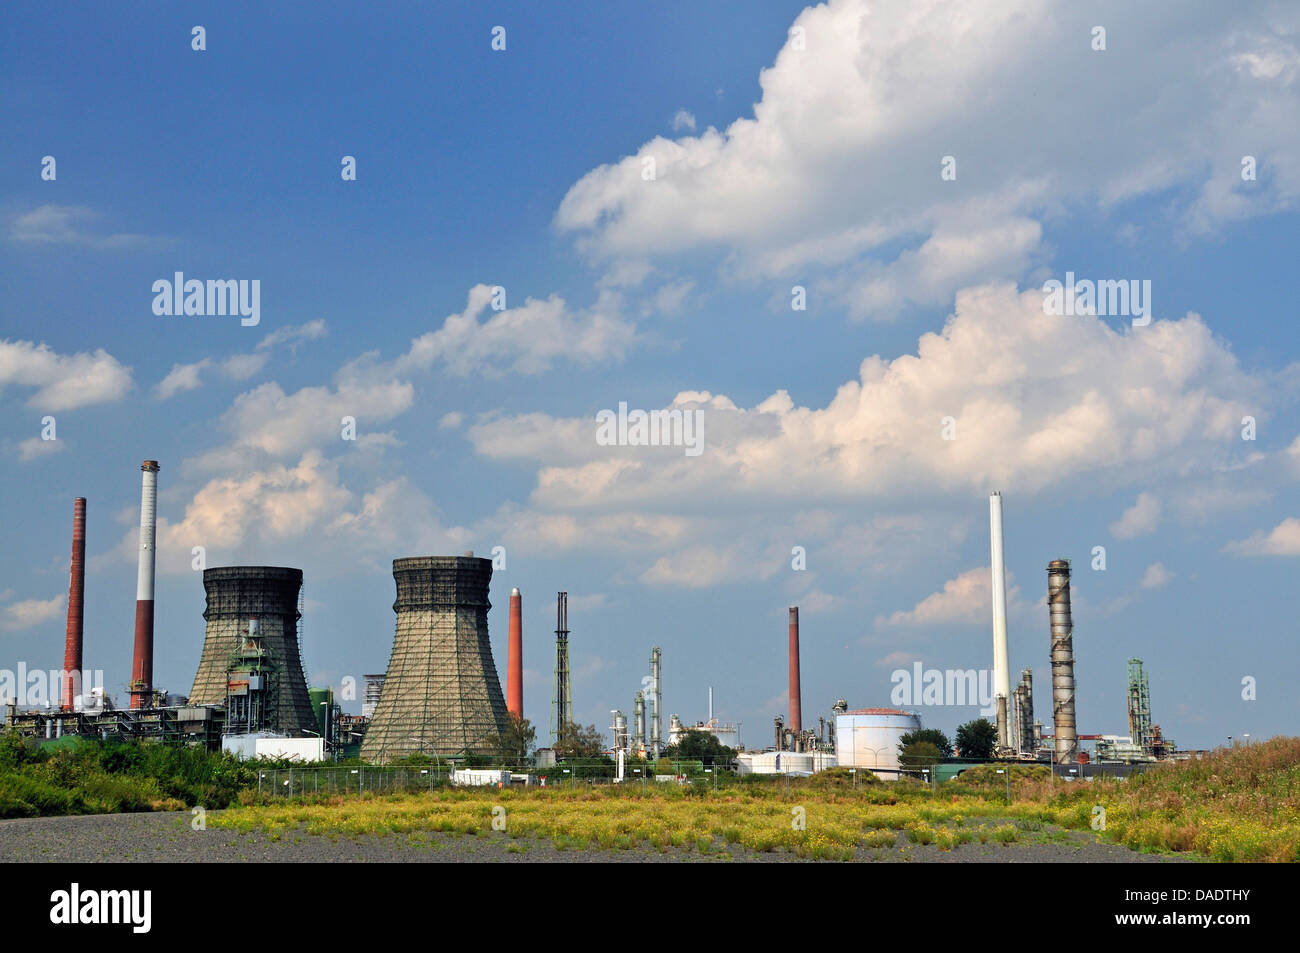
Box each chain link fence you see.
[251,761,744,799]
[255,765,454,799]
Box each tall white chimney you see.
[989,491,1011,749]
[130,460,160,709]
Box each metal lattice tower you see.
[189,567,315,735]
[223,618,280,735]
[360,556,509,763]
[551,591,572,746]
[1127,658,1153,752]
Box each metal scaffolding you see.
[1127,658,1153,753]
[223,618,280,735]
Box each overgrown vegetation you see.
[0,732,258,818]
[211,738,1300,862]
[950,738,1300,862]
[7,728,1298,862]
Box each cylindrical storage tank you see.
[834,708,923,779]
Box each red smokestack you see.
[788,606,802,737]
[130,460,159,709]
[507,587,523,717]
[61,498,86,711]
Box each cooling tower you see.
[189,566,315,735]
[360,556,509,763]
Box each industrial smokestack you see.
[633,690,645,749]
[129,461,160,709]
[650,646,662,751]
[507,587,523,718]
[788,606,802,744]
[551,592,571,746]
[1048,559,1077,763]
[989,492,1012,749]
[61,498,87,711]
[1018,668,1035,755]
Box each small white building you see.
[736,750,836,776]
[222,733,325,762]
[452,768,511,787]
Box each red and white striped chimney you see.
[129,460,159,709]
[507,587,523,718]
[61,497,86,711]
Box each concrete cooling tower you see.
[188,566,316,735]
[360,555,510,763]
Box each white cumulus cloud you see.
[0,340,133,411]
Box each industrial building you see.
[737,750,836,775]
[360,555,510,763]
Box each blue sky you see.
[2,1,1297,751]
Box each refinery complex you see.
[2,458,1188,777]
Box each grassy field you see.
[210,738,1300,862]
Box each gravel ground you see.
[0,811,1191,863]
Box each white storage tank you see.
[834,708,922,779]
